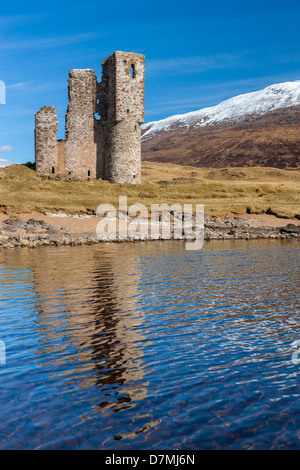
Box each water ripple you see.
[0,240,299,449]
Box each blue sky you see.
[1,0,300,164]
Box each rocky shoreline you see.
[0,214,299,249]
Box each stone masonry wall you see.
[64,69,97,179]
[114,51,144,124]
[35,106,58,176]
[57,140,66,175]
[105,120,141,183]
[99,51,145,183]
[95,119,105,179]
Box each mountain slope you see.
[142,81,300,169]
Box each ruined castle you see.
[35,51,145,184]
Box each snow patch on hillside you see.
[142,81,300,140]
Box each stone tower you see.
[65,69,97,179]
[35,51,145,184]
[98,51,145,183]
[35,106,58,176]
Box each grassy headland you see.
[0,162,299,218]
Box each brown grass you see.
[142,109,300,170]
[0,162,299,218]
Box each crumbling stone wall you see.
[57,140,66,176]
[64,69,97,179]
[35,106,58,176]
[104,120,142,183]
[99,51,144,183]
[35,51,145,183]
[95,119,105,179]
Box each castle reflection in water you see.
[0,243,157,412]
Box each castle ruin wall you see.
[35,51,145,184]
[64,69,97,179]
[57,140,66,175]
[99,51,144,183]
[35,106,58,176]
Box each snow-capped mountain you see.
[142,81,300,139]
[142,81,300,169]
[0,159,15,168]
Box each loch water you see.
[0,239,299,450]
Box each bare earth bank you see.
[0,211,299,249]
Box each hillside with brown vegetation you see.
[142,107,300,170]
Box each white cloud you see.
[0,145,13,152]
[146,52,252,77]
[0,158,16,167]
[6,82,29,89]
[0,32,100,52]
[0,13,46,28]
